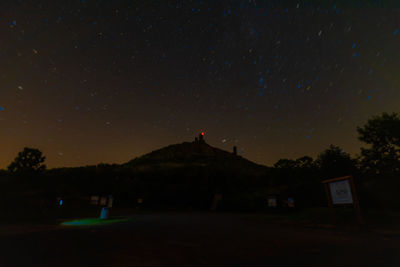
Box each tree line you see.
[1,112,399,210]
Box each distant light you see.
[201,132,205,136]
[59,199,63,206]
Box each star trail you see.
[1,0,399,168]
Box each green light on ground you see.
[61,217,130,226]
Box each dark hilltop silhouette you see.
[123,133,268,177]
[116,133,271,211]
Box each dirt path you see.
[0,213,398,266]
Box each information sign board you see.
[322,175,365,226]
[329,179,353,204]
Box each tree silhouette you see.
[357,112,400,175]
[274,156,314,169]
[295,156,314,169]
[316,145,355,179]
[8,147,46,174]
[274,158,297,169]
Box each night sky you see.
[1,0,400,169]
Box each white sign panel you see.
[100,197,107,206]
[268,198,277,207]
[107,196,114,208]
[90,196,99,205]
[329,179,353,204]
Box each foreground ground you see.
[0,212,399,267]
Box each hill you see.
[122,134,269,177]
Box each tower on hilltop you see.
[199,132,205,142]
[194,132,206,143]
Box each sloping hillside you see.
[123,138,269,177]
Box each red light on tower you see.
[199,132,205,142]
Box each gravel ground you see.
[0,212,399,267]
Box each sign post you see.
[322,175,365,227]
[267,196,277,208]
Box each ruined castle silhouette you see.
[193,132,237,156]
